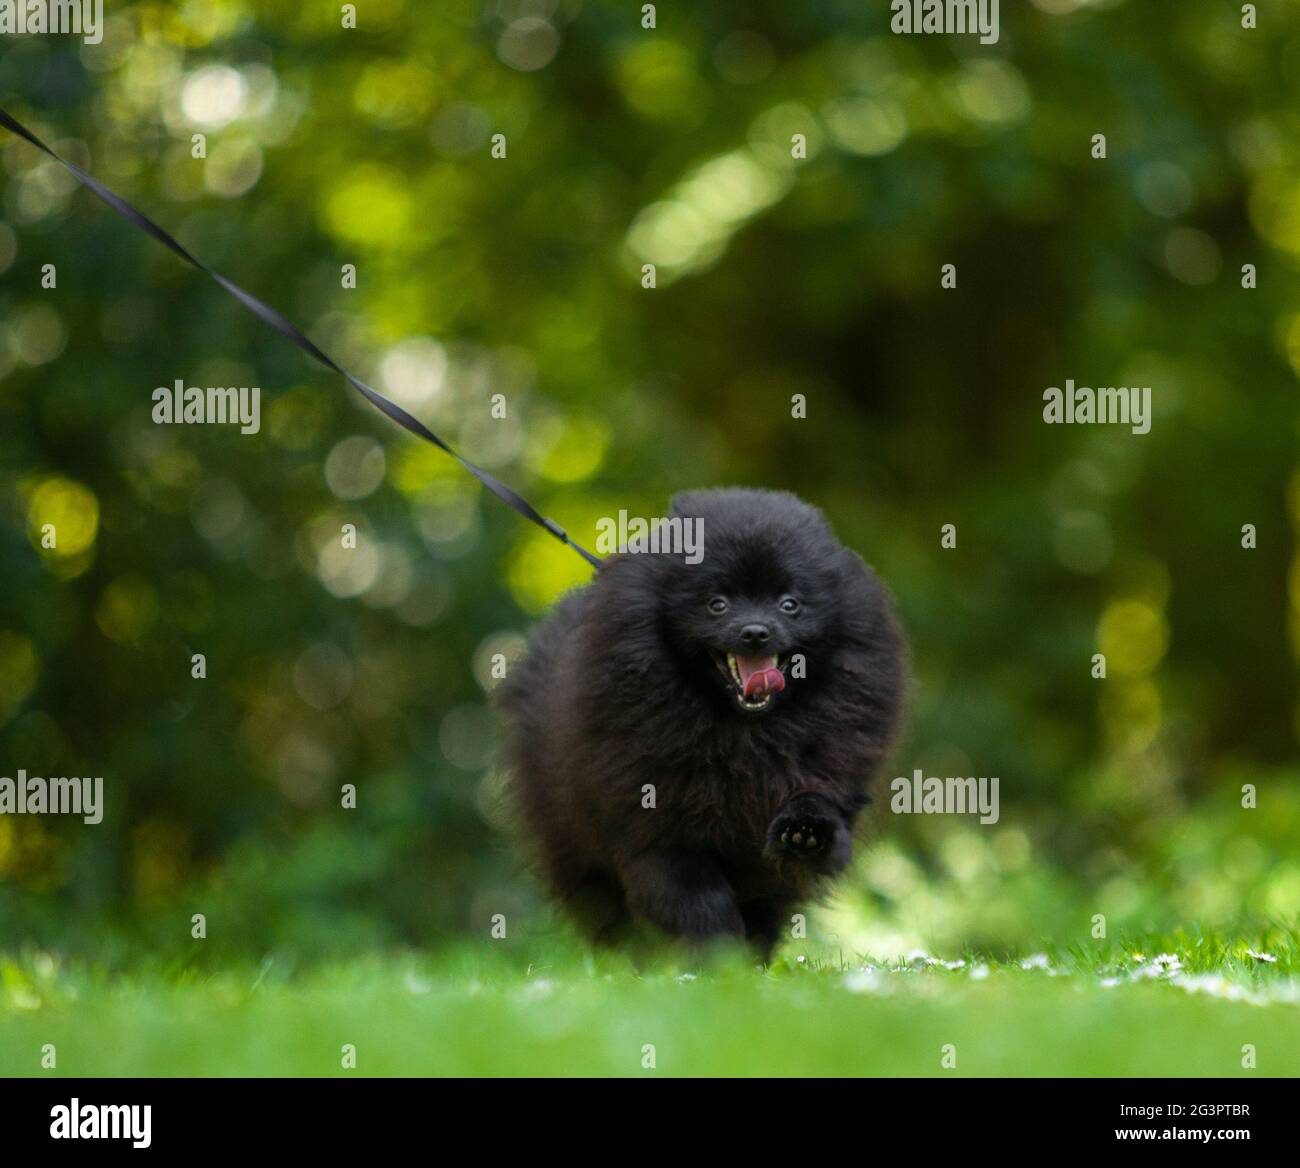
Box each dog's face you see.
[656,491,846,716]
[672,572,811,715]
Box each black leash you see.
[0,106,604,571]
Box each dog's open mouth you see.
[713,651,787,712]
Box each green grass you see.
[2,930,1297,1077]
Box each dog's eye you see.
[779,596,800,614]
[708,597,728,615]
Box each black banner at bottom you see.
[0,1076,1293,1153]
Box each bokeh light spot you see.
[26,476,99,558]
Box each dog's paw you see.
[766,810,837,860]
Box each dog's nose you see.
[739,623,771,649]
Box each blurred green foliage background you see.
[1,0,1298,964]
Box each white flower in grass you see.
[1177,975,1260,1006]
[843,969,885,994]
[403,971,433,995]
[969,964,990,981]
[1019,953,1051,970]
[1246,949,1278,963]
[1133,953,1182,980]
[905,950,965,970]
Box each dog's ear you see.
[838,547,871,579]
[835,547,887,610]
[668,490,702,519]
[843,545,893,584]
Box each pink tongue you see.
[736,654,785,698]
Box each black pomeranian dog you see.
[498,488,907,956]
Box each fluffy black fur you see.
[497,488,907,956]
